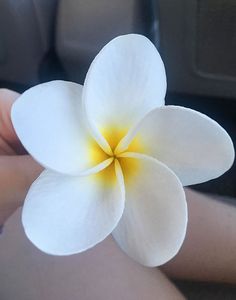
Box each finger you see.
[0,155,43,225]
[0,89,26,154]
[0,89,19,141]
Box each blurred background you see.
[1,0,236,197]
[0,0,236,298]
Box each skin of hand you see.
[0,89,43,225]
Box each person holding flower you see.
[1,35,236,299]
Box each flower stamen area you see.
[90,127,145,187]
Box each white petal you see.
[118,106,234,186]
[11,80,108,175]
[22,166,125,255]
[83,34,166,147]
[113,153,187,267]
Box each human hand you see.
[0,89,43,225]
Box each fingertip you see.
[0,89,24,153]
[0,89,20,104]
[0,88,20,121]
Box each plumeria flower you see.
[11,34,234,266]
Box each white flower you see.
[11,34,234,267]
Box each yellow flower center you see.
[89,126,146,187]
